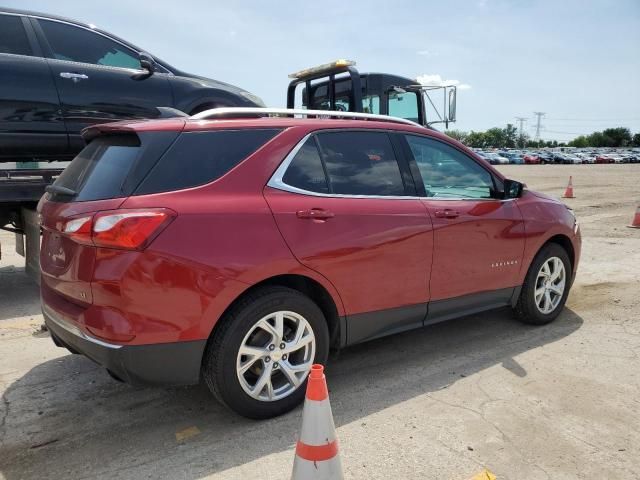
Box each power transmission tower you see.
[533,112,545,141]
[515,117,527,147]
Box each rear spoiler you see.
[82,118,187,142]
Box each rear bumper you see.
[44,306,206,386]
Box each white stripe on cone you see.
[298,398,338,445]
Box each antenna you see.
[533,112,546,141]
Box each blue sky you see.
[8,0,640,141]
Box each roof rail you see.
[190,107,422,127]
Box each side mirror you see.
[503,179,524,199]
[139,52,156,75]
[447,87,457,123]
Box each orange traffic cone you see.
[562,176,575,198]
[628,206,640,228]
[291,364,343,480]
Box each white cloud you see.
[416,74,471,90]
[416,50,431,56]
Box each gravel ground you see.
[1,164,639,480]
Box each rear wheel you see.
[514,243,572,325]
[202,286,329,419]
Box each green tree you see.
[484,128,507,148]
[632,133,640,147]
[601,127,632,147]
[503,124,518,148]
[587,131,606,147]
[569,135,589,148]
[466,131,487,148]
[445,129,468,144]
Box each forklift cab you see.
[286,60,457,128]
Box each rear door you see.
[31,17,172,152]
[265,130,434,344]
[401,133,525,304]
[0,13,67,160]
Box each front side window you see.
[39,20,140,69]
[405,135,495,199]
[0,15,32,56]
[317,131,405,196]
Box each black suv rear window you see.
[135,129,281,195]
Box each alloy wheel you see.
[534,257,566,314]
[236,311,315,401]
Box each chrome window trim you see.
[267,131,511,202]
[0,51,41,60]
[28,14,173,75]
[43,304,123,350]
[45,56,174,76]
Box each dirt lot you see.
[1,165,639,480]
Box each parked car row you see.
[472,148,640,165]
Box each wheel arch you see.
[207,274,344,351]
[541,234,575,272]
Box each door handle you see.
[296,208,335,220]
[434,209,460,219]
[60,72,89,82]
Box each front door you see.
[32,17,173,151]
[265,130,434,344]
[401,133,525,303]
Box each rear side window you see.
[316,131,405,196]
[52,135,141,202]
[282,138,329,193]
[135,129,281,195]
[0,15,33,56]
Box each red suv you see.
[39,110,581,419]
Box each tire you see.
[514,243,572,325]
[202,286,330,419]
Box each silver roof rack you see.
[190,107,422,127]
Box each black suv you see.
[0,8,264,162]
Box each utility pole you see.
[515,117,527,147]
[533,112,545,141]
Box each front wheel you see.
[514,243,572,325]
[202,286,329,419]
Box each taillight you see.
[63,215,93,245]
[62,209,175,250]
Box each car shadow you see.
[0,307,583,479]
[0,266,41,321]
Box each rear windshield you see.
[52,135,142,202]
[134,129,281,195]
